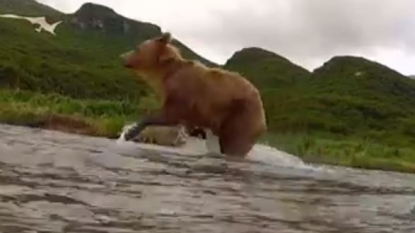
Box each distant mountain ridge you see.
[69,2,216,66]
[224,47,311,88]
[68,3,160,39]
[0,0,61,17]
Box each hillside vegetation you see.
[0,1,213,102]
[0,0,60,16]
[225,47,311,89]
[1,0,415,173]
[268,56,415,144]
[225,50,415,172]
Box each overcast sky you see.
[37,0,415,75]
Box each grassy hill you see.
[223,46,415,172]
[0,0,60,16]
[65,3,216,67]
[292,56,415,141]
[224,47,311,89]
[268,56,415,172]
[0,1,214,101]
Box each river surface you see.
[0,124,414,233]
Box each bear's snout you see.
[120,51,135,68]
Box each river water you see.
[0,124,414,233]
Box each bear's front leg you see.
[124,114,179,141]
[124,94,184,141]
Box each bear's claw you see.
[124,124,142,141]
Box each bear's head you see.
[120,32,184,101]
[121,32,182,74]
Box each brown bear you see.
[120,32,267,157]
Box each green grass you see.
[224,50,415,173]
[260,132,415,173]
[0,89,159,138]
[2,86,415,174]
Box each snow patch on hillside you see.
[0,14,62,35]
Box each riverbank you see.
[1,89,415,174]
[0,89,143,138]
[261,133,415,174]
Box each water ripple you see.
[0,124,414,233]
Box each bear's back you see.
[163,61,265,130]
[167,61,259,103]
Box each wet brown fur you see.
[121,32,267,156]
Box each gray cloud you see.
[37,0,415,75]
[193,0,415,70]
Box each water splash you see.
[114,123,321,171]
[246,144,307,168]
[116,123,136,143]
[245,143,333,174]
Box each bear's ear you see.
[157,32,172,44]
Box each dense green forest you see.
[1,0,415,173]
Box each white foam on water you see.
[245,144,325,172]
[116,123,137,144]
[246,144,306,168]
[114,123,327,172]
